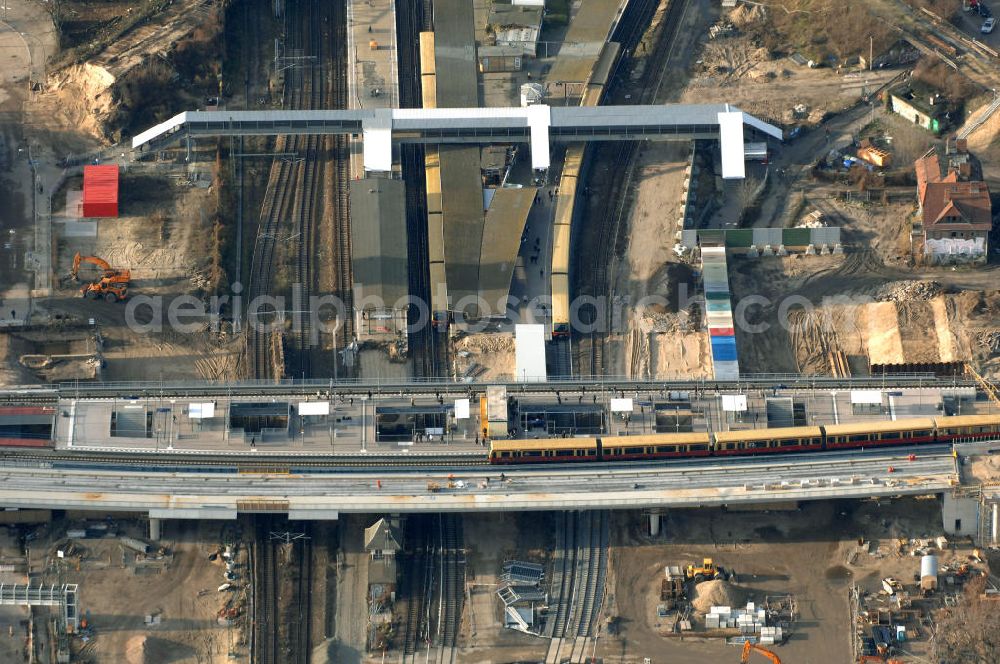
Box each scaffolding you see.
[0,583,79,632]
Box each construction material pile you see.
[691,579,748,613]
[875,280,944,303]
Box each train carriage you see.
[489,437,598,464]
[713,426,823,456]
[822,417,936,450]
[489,432,712,464]
[932,414,1000,444]
[598,432,712,460]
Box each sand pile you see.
[691,579,749,613]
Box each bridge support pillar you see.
[149,516,162,541]
[649,512,662,537]
[942,493,979,538]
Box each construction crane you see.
[70,252,130,303]
[740,641,781,664]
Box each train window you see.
[523,451,542,457]
[849,434,869,443]
[656,446,676,453]
[555,450,574,457]
[625,447,643,455]
[585,450,597,456]
[690,444,708,451]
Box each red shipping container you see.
[709,327,735,337]
[82,165,119,217]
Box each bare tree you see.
[934,576,1000,664]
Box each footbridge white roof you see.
[132,104,783,177]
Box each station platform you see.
[346,0,399,176]
[47,386,990,455]
[56,396,482,456]
[548,0,627,86]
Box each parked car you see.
[982,17,996,33]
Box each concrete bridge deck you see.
[0,447,959,518]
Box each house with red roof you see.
[913,152,993,264]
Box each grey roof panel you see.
[439,146,484,310]
[434,0,479,108]
[479,188,535,312]
[350,178,409,309]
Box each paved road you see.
[0,447,957,514]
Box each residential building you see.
[914,153,993,263]
[890,81,949,133]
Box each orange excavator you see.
[741,641,782,664]
[71,252,130,302]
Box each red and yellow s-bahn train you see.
[487,414,1000,464]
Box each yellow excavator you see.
[71,252,130,302]
[740,641,782,664]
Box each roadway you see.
[0,447,958,517]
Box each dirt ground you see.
[7,517,246,664]
[454,332,516,381]
[679,5,903,127]
[455,512,556,663]
[329,514,368,664]
[607,142,713,380]
[0,0,244,385]
[609,0,1000,381]
[727,251,1000,376]
[603,497,966,664]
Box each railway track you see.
[549,337,573,378]
[292,523,313,664]
[0,448,489,471]
[435,514,464,664]
[546,512,576,639]
[545,511,608,663]
[395,0,446,378]
[247,0,350,380]
[400,515,431,663]
[330,0,353,358]
[572,0,692,377]
[253,518,280,664]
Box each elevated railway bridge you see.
[0,375,993,538]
